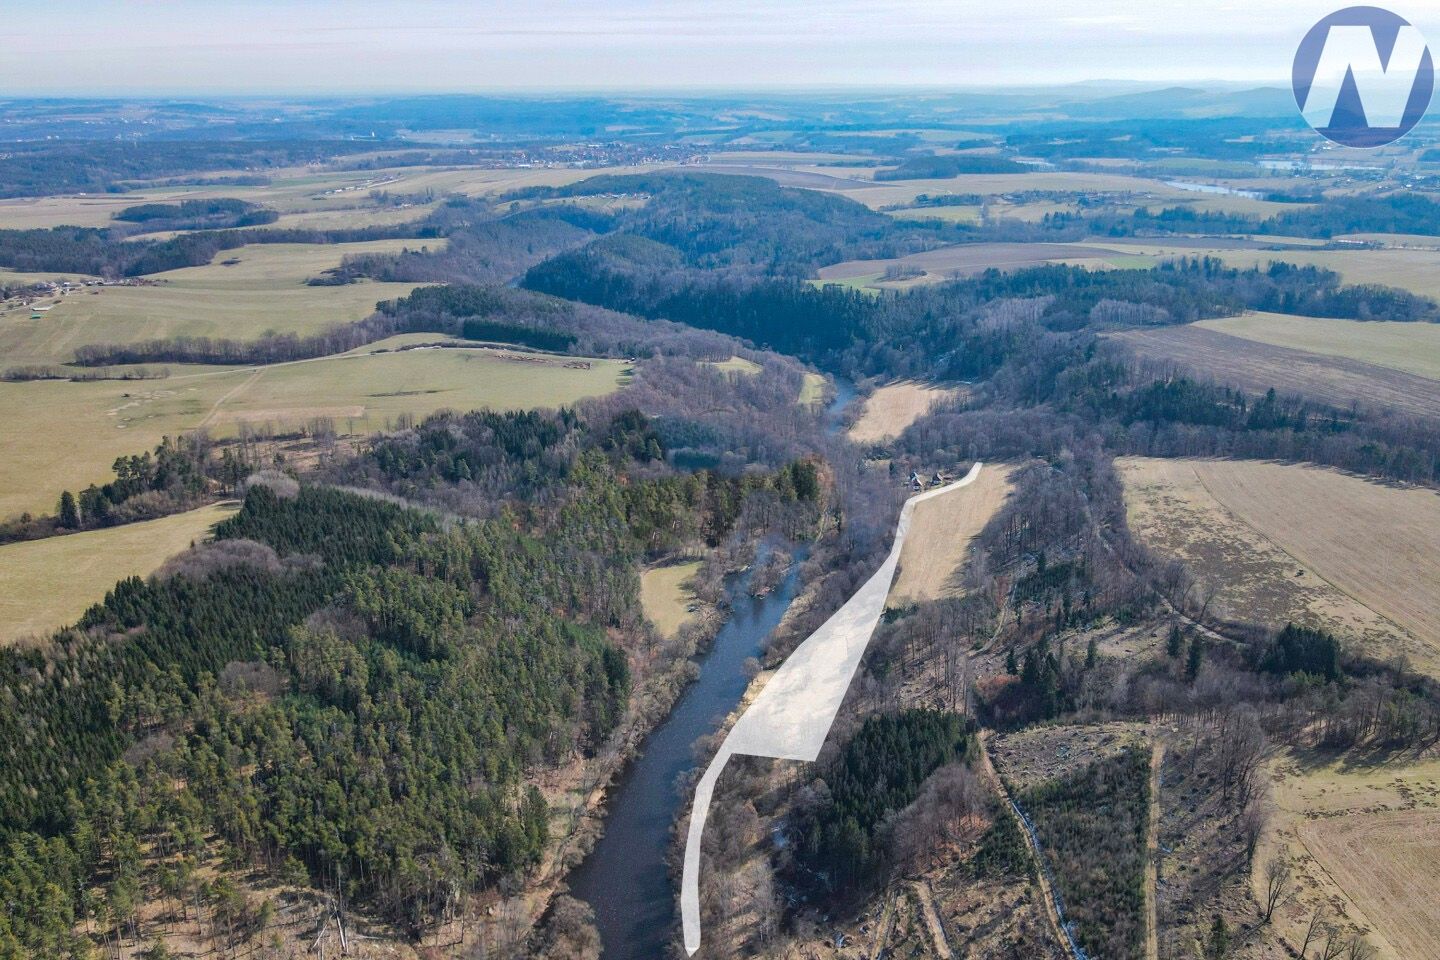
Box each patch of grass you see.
[849,381,962,444]
[640,561,702,639]
[0,501,237,645]
[798,371,827,407]
[703,355,762,376]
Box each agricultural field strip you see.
[1111,325,1440,422]
[1194,313,1440,381]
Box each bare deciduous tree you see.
[1261,855,1294,923]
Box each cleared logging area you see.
[1111,324,1440,421]
[890,463,1014,605]
[1118,457,1440,676]
[0,501,236,645]
[849,381,963,443]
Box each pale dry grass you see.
[1118,458,1440,675]
[817,242,1130,290]
[639,561,702,639]
[1111,324,1440,421]
[1258,750,1440,960]
[798,372,827,407]
[1299,811,1440,959]
[890,464,1013,605]
[0,501,237,645]
[848,381,962,444]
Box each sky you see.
[0,0,1433,95]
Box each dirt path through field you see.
[1145,743,1164,960]
[912,880,952,959]
[870,890,898,960]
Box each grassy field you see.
[849,381,963,443]
[798,372,828,407]
[1118,457,1440,676]
[1195,312,1440,380]
[885,204,982,224]
[0,501,237,646]
[640,561,703,639]
[817,242,1151,291]
[1112,324,1440,421]
[890,464,1013,605]
[0,240,439,367]
[1258,750,1440,960]
[0,337,630,518]
[703,355,762,376]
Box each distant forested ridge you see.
[0,139,385,199]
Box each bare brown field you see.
[848,380,962,443]
[1194,312,1440,381]
[1258,751,1440,960]
[1300,812,1440,959]
[890,464,1013,605]
[1118,457,1440,675]
[1111,324,1440,421]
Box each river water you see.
[566,554,805,959]
[567,379,853,959]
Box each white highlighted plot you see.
[681,463,984,955]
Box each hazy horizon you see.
[2,0,1417,96]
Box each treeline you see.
[874,154,1029,179]
[1045,191,1440,240]
[0,139,382,199]
[113,198,278,232]
[0,436,222,544]
[0,222,439,279]
[525,241,1435,383]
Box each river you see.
[566,378,853,959]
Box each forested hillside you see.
[0,399,823,956]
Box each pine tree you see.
[57,490,79,529]
[1187,633,1205,681]
[1166,623,1184,658]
